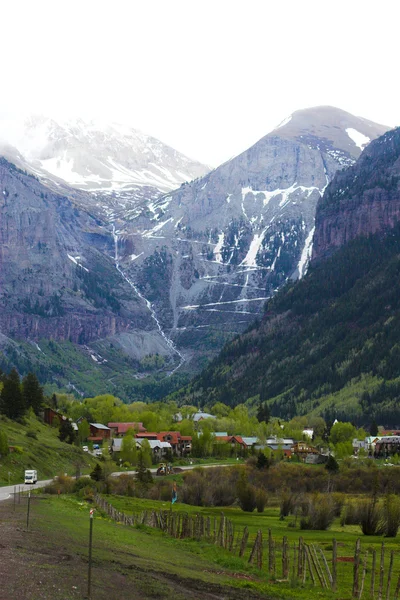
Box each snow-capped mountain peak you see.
[0,114,209,194]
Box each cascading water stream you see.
[112,226,185,375]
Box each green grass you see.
[29,495,269,599]
[0,413,95,485]
[97,494,400,599]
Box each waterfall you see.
[112,226,185,375]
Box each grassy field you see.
[0,413,95,485]
[2,487,400,599]
[99,493,400,600]
[1,493,270,599]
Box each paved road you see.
[0,480,53,502]
[0,463,239,501]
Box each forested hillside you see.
[181,221,400,425]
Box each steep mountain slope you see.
[0,114,209,198]
[113,107,389,368]
[180,127,400,425]
[0,158,184,397]
[312,128,400,261]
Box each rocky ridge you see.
[112,107,389,368]
[312,127,400,261]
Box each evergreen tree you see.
[50,393,58,409]
[369,419,378,437]
[325,454,339,473]
[0,368,25,420]
[22,372,44,415]
[90,463,103,481]
[256,450,269,470]
[257,401,270,425]
[59,418,75,444]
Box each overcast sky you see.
[1,0,399,166]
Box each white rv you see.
[24,470,37,484]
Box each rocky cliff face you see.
[312,127,400,262]
[0,107,391,395]
[113,107,389,368]
[0,158,178,364]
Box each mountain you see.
[312,128,400,261]
[112,106,389,369]
[0,114,209,199]
[0,157,186,399]
[0,107,391,399]
[179,127,400,425]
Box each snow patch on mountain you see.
[214,233,225,263]
[298,226,315,278]
[346,128,370,150]
[240,229,267,267]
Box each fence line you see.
[93,495,399,598]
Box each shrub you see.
[358,498,384,536]
[255,489,268,513]
[331,492,346,517]
[341,501,360,526]
[211,483,236,507]
[325,455,339,473]
[237,471,256,512]
[73,477,93,493]
[25,430,38,440]
[280,490,297,517]
[383,494,400,537]
[300,494,335,531]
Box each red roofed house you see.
[157,432,192,456]
[108,422,147,437]
[214,435,247,448]
[135,432,158,441]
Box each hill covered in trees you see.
[175,128,400,426]
[182,226,400,424]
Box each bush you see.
[25,430,38,440]
[44,474,75,494]
[73,477,93,493]
[358,498,384,536]
[331,492,346,517]
[237,471,256,512]
[383,494,400,537]
[280,490,297,517]
[255,489,268,513]
[300,494,335,531]
[341,501,360,526]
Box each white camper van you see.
[24,470,37,484]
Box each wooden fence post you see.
[332,538,337,592]
[358,552,368,600]
[378,542,385,600]
[353,538,361,598]
[239,527,249,558]
[385,550,394,600]
[305,545,316,586]
[393,571,400,600]
[268,529,273,575]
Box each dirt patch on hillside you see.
[0,497,268,600]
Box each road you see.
[0,479,53,502]
[0,463,239,502]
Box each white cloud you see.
[1,0,399,165]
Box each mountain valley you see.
[0,107,392,400]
